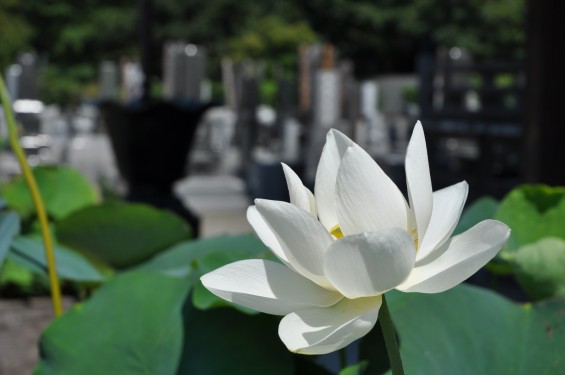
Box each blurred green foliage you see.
[296,0,525,75]
[0,0,524,104]
[226,15,317,70]
[0,210,19,264]
[35,271,190,375]
[56,203,192,269]
[3,171,565,373]
[339,361,369,375]
[9,236,108,282]
[39,65,98,107]
[1,166,99,222]
[512,238,565,300]
[0,259,46,296]
[495,185,565,251]
[0,166,192,297]
[386,285,565,374]
[0,0,33,69]
[4,161,565,374]
[32,247,565,374]
[453,196,499,236]
[457,184,565,301]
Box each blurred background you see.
[0,0,563,372]
[0,0,533,200]
[2,0,546,231]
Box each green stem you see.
[379,295,404,375]
[339,347,348,370]
[0,74,63,317]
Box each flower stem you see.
[379,295,404,375]
[0,74,63,317]
[339,347,348,370]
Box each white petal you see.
[417,181,469,261]
[314,129,354,231]
[324,229,416,299]
[336,145,408,235]
[306,189,317,218]
[397,220,510,293]
[405,121,433,247]
[278,296,382,354]
[256,199,335,289]
[201,259,342,315]
[282,163,317,217]
[247,206,289,264]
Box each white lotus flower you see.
[201,121,510,355]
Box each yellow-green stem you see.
[0,75,63,317]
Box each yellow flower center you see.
[330,224,419,250]
[411,228,419,250]
[330,224,344,239]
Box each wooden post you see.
[523,0,565,185]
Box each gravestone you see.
[360,80,387,151]
[339,60,358,137]
[99,61,119,100]
[281,118,301,163]
[275,74,293,136]
[163,42,185,99]
[17,52,40,100]
[234,62,260,168]
[221,58,238,111]
[184,44,206,101]
[4,53,40,101]
[121,60,144,102]
[433,46,473,111]
[298,44,323,123]
[5,64,21,100]
[304,45,342,182]
[163,42,207,102]
[313,70,341,128]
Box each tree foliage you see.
[226,16,318,69]
[294,0,525,76]
[0,0,33,69]
[0,0,525,102]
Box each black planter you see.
[99,99,213,236]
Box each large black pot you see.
[98,99,213,236]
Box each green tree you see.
[293,0,525,76]
[226,16,318,70]
[0,0,33,70]
[3,0,525,103]
[10,0,137,104]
